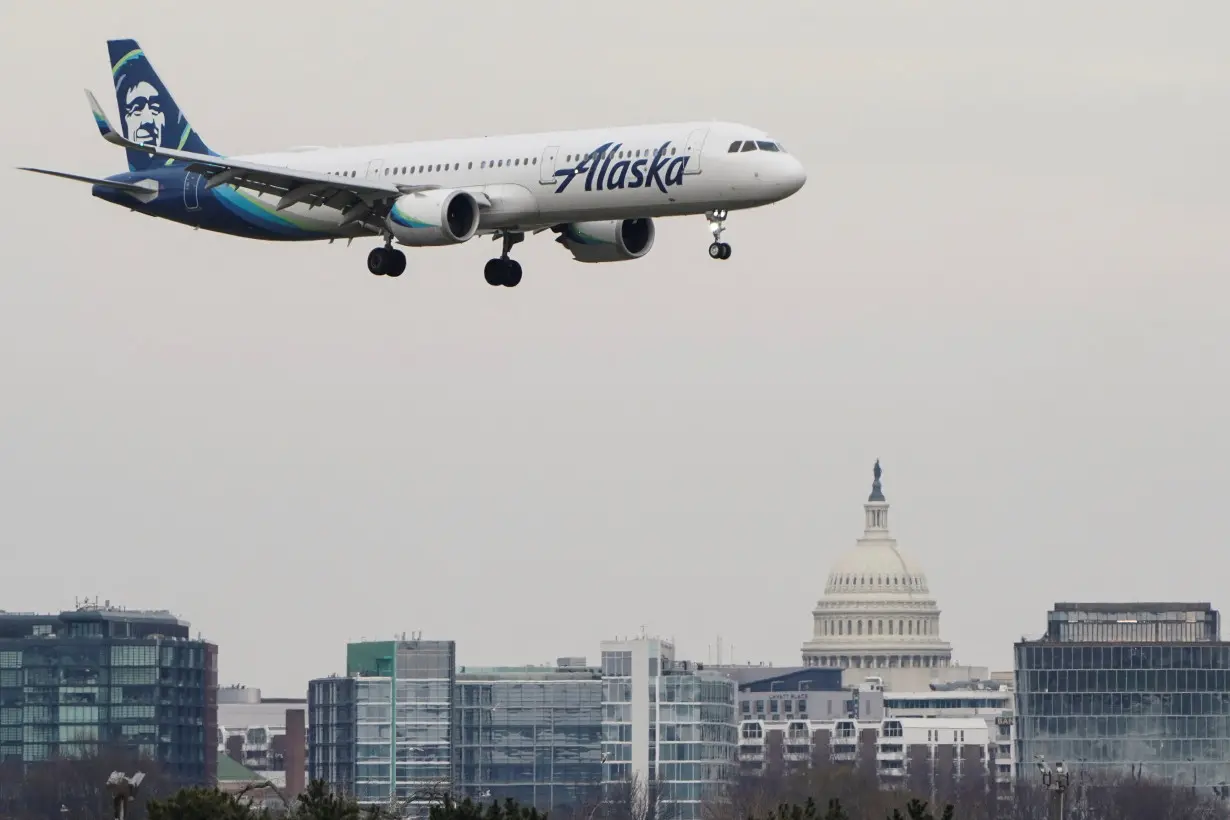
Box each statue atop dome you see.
[869,459,885,502]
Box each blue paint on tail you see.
[107,39,218,172]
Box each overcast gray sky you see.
[2,1,1228,696]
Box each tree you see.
[602,773,678,820]
[426,796,546,820]
[290,780,364,820]
[885,800,952,820]
[147,787,270,820]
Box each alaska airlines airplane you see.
[20,40,807,287]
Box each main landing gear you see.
[706,209,732,260]
[484,231,525,288]
[368,243,406,277]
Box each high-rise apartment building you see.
[600,637,737,820]
[0,602,218,784]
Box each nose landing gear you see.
[706,210,731,260]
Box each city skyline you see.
[3,2,1229,697]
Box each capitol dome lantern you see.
[801,461,953,682]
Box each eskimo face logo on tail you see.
[553,141,689,194]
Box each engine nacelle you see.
[554,218,655,263]
[386,189,480,246]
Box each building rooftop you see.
[0,602,196,641]
[217,752,266,784]
[1052,602,1212,613]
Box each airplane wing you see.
[85,90,445,229]
[17,166,154,195]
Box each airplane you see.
[19,39,807,288]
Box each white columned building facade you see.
[801,461,954,689]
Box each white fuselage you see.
[229,121,806,240]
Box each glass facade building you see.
[0,605,217,784]
[1015,603,1230,787]
[454,659,603,810]
[601,639,737,820]
[341,640,455,815]
[308,675,357,795]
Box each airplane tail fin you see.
[107,39,216,172]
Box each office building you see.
[454,658,603,810]
[600,637,737,820]
[1015,602,1230,787]
[309,638,455,814]
[308,675,357,797]
[0,602,218,784]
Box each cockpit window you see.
[730,139,788,155]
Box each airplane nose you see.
[785,157,806,194]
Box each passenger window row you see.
[319,143,685,181]
[564,146,677,163]
[324,157,541,179]
[728,140,785,153]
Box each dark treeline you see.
[2,747,1229,820]
[709,756,1230,820]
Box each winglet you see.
[86,89,126,147]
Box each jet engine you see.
[385,189,480,246]
[554,218,655,263]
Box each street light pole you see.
[104,772,145,820]
[1035,756,1071,820]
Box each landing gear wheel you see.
[484,232,527,288]
[385,249,406,277]
[484,259,504,286]
[484,258,523,287]
[705,210,731,260]
[369,246,407,277]
[503,260,523,288]
[368,248,388,275]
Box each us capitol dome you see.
[801,461,954,686]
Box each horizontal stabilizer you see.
[18,166,153,194]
